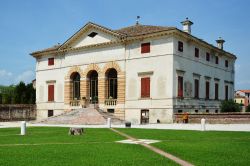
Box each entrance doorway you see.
[106,68,117,99]
[141,109,149,124]
[88,70,98,104]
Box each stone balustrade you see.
[105,99,117,106]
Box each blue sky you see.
[0,0,249,89]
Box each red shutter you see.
[215,56,219,64]
[141,43,150,54]
[178,76,183,97]
[141,77,150,98]
[206,81,210,99]
[48,84,54,101]
[225,60,228,67]
[178,41,183,52]
[195,48,199,58]
[225,85,228,100]
[48,58,54,66]
[206,53,210,61]
[215,83,219,100]
[194,79,199,98]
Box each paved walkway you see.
[111,128,194,166]
[1,121,250,131]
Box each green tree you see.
[246,105,250,112]
[220,100,241,112]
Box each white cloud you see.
[0,69,12,77]
[15,70,35,84]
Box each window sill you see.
[47,101,55,103]
[139,97,151,100]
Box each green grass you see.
[118,128,250,166]
[0,127,177,166]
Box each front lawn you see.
[0,127,176,166]
[118,128,250,166]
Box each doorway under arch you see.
[87,70,98,103]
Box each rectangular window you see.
[194,79,199,99]
[141,77,150,98]
[205,81,210,99]
[225,85,228,100]
[48,84,54,101]
[195,48,199,58]
[206,52,210,61]
[225,60,228,67]
[48,110,54,117]
[141,43,150,54]
[215,83,219,100]
[178,76,183,97]
[48,58,54,66]
[178,41,183,52]
[215,56,219,64]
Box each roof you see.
[240,90,250,93]
[30,22,236,59]
[32,44,61,55]
[115,24,175,37]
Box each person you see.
[182,112,189,123]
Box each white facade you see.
[31,21,236,124]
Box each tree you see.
[220,100,241,112]
[0,82,36,104]
[246,105,250,112]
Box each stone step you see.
[38,107,124,125]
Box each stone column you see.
[64,81,72,104]
[117,73,125,104]
[98,75,105,104]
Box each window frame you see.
[48,84,54,102]
[195,48,199,58]
[141,77,150,98]
[178,41,183,52]
[178,76,184,98]
[141,42,151,54]
[206,52,210,61]
[48,58,54,66]
[205,81,210,100]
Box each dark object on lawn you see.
[68,128,84,135]
[125,122,131,128]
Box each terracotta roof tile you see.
[31,44,61,55]
[240,90,250,93]
[115,24,175,37]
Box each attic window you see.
[88,32,98,38]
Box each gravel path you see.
[1,121,250,131]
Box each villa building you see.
[31,18,236,124]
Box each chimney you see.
[181,17,193,34]
[216,37,225,50]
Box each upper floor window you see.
[225,60,229,67]
[195,48,199,58]
[141,43,150,54]
[141,77,150,98]
[215,56,219,64]
[206,52,210,61]
[178,41,183,52]
[48,58,54,66]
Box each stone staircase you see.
[38,107,124,125]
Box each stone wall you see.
[0,104,36,121]
[175,113,250,124]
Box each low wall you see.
[0,104,36,121]
[174,113,250,124]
